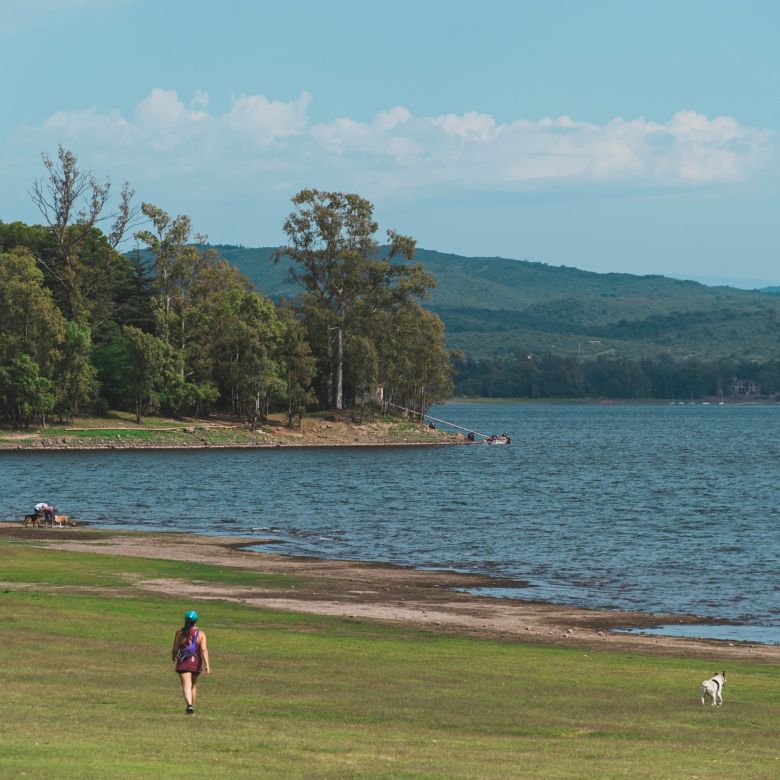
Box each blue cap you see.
[185,610,198,623]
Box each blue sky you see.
[2,0,779,286]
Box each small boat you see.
[483,435,511,445]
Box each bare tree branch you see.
[28,146,139,321]
[108,181,143,248]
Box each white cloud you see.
[9,90,773,202]
[134,88,209,129]
[191,90,210,110]
[432,111,497,142]
[375,107,412,132]
[311,106,418,161]
[312,106,771,190]
[225,91,310,145]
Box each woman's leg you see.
[178,672,193,707]
[190,673,200,706]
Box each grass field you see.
[1,541,777,778]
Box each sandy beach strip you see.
[1,522,777,663]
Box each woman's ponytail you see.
[178,617,195,650]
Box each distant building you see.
[730,378,760,396]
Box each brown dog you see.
[23,513,42,527]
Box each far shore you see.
[2,522,777,664]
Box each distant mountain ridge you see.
[197,245,780,362]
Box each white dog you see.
[700,671,726,706]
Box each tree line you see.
[455,353,780,399]
[0,147,453,428]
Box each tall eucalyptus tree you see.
[275,189,434,410]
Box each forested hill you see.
[209,245,780,363]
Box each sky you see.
[2,0,779,287]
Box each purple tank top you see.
[176,628,201,672]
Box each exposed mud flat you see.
[2,524,776,664]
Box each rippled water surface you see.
[2,403,778,643]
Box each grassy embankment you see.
[1,540,777,778]
[0,412,255,447]
[0,410,453,449]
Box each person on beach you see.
[34,502,55,525]
[172,609,210,715]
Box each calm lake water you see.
[2,403,778,644]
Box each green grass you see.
[386,420,439,442]
[2,418,276,447]
[63,428,188,441]
[1,542,778,778]
[21,427,264,446]
[0,544,295,589]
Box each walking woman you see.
[172,609,211,714]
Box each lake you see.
[1,402,778,644]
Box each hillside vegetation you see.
[220,244,780,362]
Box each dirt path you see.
[2,524,777,663]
